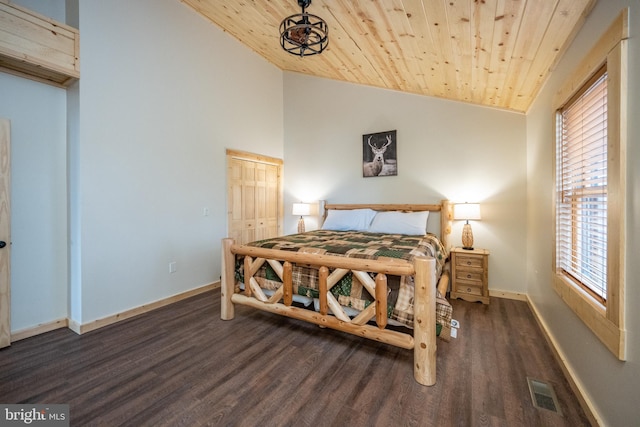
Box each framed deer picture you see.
[363,130,397,177]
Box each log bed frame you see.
[220,200,453,386]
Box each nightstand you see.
[450,247,490,304]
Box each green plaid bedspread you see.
[236,230,452,331]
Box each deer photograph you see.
[362,130,397,177]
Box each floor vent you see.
[527,377,563,416]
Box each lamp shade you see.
[453,203,481,221]
[292,203,312,216]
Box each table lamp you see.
[292,202,311,233]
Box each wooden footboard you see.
[220,237,438,386]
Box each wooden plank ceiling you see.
[181,0,596,113]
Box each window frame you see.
[556,66,608,305]
[552,9,627,360]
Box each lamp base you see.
[461,223,474,250]
[297,217,306,233]
[462,246,475,250]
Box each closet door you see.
[227,150,282,245]
[256,162,279,240]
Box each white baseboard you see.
[68,319,82,335]
[10,282,220,341]
[527,296,601,427]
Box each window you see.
[556,67,608,304]
[552,10,627,360]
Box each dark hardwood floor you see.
[0,290,590,426]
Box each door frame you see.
[0,118,11,348]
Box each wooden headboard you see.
[323,200,453,251]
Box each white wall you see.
[526,1,640,425]
[73,0,283,323]
[283,73,527,295]
[3,0,284,331]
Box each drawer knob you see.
[466,274,472,279]
[467,287,471,292]
[466,261,472,265]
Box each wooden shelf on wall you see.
[0,0,79,87]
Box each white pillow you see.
[321,208,377,231]
[368,210,430,235]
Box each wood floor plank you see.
[0,290,590,426]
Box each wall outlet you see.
[169,262,177,273]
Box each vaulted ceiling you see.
[182,0,596,113]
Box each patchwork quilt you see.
[235,230,452,334]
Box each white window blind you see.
[556,68,608,303]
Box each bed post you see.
[221,238,235,320]
[441,199,453,251]
[413,256,437,386]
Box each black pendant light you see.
[280,0,328,57]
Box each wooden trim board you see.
[489,289,527,301]
[0,118,9,348]
[11,318,68,342]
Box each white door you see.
[0,119,11,348]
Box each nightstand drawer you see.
[455,255,483,269]
[456,283,483,296]
[455,270,483,283]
